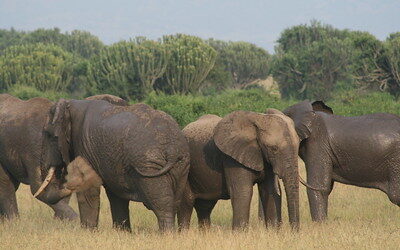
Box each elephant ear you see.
[49,99,72,165]
[311,101,333,114]
[283,101,315,141]
[213,111,264,171]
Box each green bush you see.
[329,88,400,116]
[144,88,400,127]
[144,89,296,127]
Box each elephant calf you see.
[178,110,300,230]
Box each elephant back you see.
[183,114,222,144]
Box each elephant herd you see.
[0,93,399,233]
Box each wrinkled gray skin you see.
[42,100,189,231]
[0,94,74,220]
[0,94,128,221]
[178,111,300,230]
[284,100,400,221]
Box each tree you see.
[163,34,217,94]
[203,39,233,92]
[272,21,353,100]
[87,41,141,100]
[0,43,75,92]
[381,36,400,97]
[349,31,386,90]
[0,28,25,51]
[224,41,270,87]
[63,30,104,59]
[133,37,169,94]
[206,39,270,89]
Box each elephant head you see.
[213,110,300,228]
[283,101,333,141]
[35,95,129,200]
[33,99,73,201]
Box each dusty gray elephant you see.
[283,100,400,221]
[0,93,127,221]
[85,94,129,106]
[177,110,300,230]
[39,100,190,231]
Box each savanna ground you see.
[1,167,399,250]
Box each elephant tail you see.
[134,161,175,178]
[299,175,325,191]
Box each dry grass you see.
[1,180,399,249]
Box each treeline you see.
[0,28,270,101]
[0,21,400,101]
[271,21,400,100]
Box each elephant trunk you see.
[31,167,72,204]
[281,159,300,230]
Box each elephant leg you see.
[224,158,254,230]
[177,183,195,230]
[77,186,101,229]
[105,188,131,231]
[194,199,217,229]
[258,177,282,228]
[388,166,400,206]
[0,165,19,219]
[306,165,333,222]
[48,195,78,221]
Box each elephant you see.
[177,110,300,230]
[85,94,129,106]
[283,100,400,222]
[0,93,127,221]
[38,99,190,231]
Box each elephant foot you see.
[54,209,78,221]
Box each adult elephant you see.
[0,94,127,221]
[283,100,400,222]
[178,110,300,230]
[39,100,189,231]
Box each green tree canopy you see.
[133,37,169,94]
[272,21,353,100]
[87,41,140,100]
[206,39,270,89]
[162,34,217,94]
[0,43,75,92]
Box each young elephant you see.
[284,101,400,222]
[0,94,127,221]
[39,100,190,231]
[178,110,300,230]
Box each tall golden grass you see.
[1,176,399,250]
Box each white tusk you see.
[274,174,282,196]
[34,167,55,198]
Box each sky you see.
[1,0,399,52]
